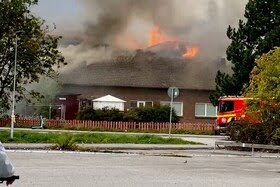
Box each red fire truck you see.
[215,96,250,134]
[215,96,277,135]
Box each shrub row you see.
[77,105,180,123]
[227,106,280,145]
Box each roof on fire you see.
[59,50,228,91]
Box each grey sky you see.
[31,0,82,33]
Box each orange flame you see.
[149,26,176,46]
[116,25,199,59]
[182,47,199,58]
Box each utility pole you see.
[10,33,19,139]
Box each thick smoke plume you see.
[59,0,248,88]
[79,0,247,46]
[81,0,174,46]
[61,0,247,67]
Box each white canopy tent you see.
[92,95,126,111]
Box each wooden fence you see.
[0,117,215,132]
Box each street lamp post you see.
[10,34,19,139]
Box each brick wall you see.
[63,85,216,123]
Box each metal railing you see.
[214,141,280,155]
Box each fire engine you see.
[215,96,250,134]
[215,96,277,135]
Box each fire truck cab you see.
[215,96,247,134]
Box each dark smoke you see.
[58,0,248,89]
[82,0,174,46]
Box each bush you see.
[77,105,180,123]
[125,105,179,123]
[227,105,280,145]
[272,128,280,145]
[77,107,124,121]
[76,108,95,120]
[54,134,77,150]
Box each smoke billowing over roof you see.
[58,0,248,90]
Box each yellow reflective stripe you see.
[216,114,236,118]
[227,117,233,123]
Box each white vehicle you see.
[0,142,18,185]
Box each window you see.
[145,101,153,107]
[130,101,137,108]
[195,103,217,117]
[130,101,153,108]
[160,101,183,116]
[218,101,234,112]
[138,101,145,108]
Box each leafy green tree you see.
[210,0,280,105]
[245,47,280,129]
[227,48,280,145]
[246,47,280,102]
[0,0,65,112]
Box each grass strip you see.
[0,130,201,145]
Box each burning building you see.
[58,30,227,121]
[54,0,247,121]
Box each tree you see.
[246,47,280,102]
[0,0,65,112]
[227,48,280,145]
[210,0,280,105]
[245,47,280,130]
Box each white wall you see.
[93,101,124,111]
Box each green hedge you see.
[124,105,179,123]
[77,105,179,123]
[77,107,124,121]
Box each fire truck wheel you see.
[214,130,220,135]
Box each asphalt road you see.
[7,151,280,187]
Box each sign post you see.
[167,87,179,138]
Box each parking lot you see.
[7,151,280,187]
